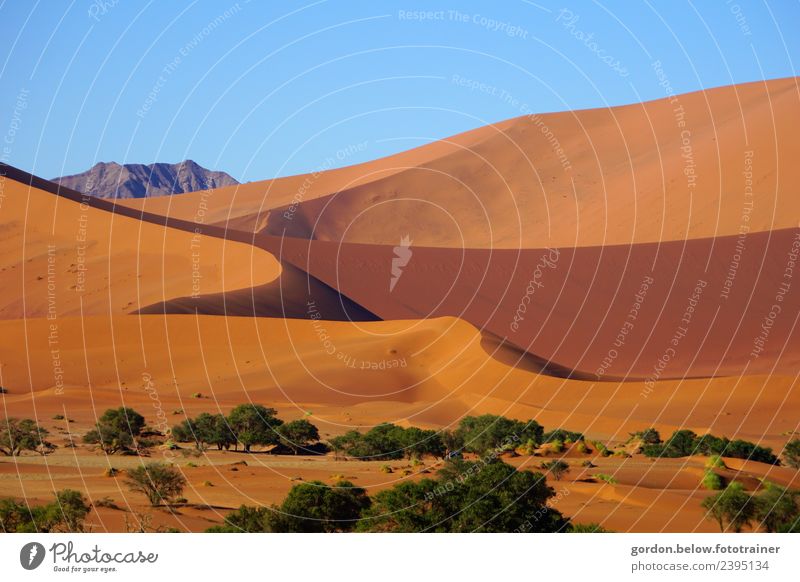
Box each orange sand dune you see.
[0,173,280,319]
[1,314,797,532]
[119,77,799,248]
[1,315,797,449]
[262,226,800,379]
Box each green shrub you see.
[706,455,726,469]
[701,470,725,490]
[782,439,800,469]
[594,473,617,485]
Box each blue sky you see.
[0,0,797,182]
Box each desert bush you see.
[782,439,800,469]
[594,473,617,485]
[705,455,727,469]
[0,489,91,533]
[52,414,65,421]
[575,441,590,454]
[569,522,612,532]
[83,407,145,454]
[329,423,443,461]
[94,496,118,509]
[543,429,584,443]
[701,470,725,491]
[277,419,320,454]
[633,428,661,445]
[541,460,570,481]
[125,463,186,506]
[227,404,283,452]
[754,482,800,533]
[702,482,755,533]
[643,430,778,465]
[0,418,55,456]
[359,460,566,533]
[455,415,543,455]
[379,465,393,474]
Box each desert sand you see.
[1,77,799,532]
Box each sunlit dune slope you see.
[0,315,796,450]
[118,77,799,248]
[0,174,280,319]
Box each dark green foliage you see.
[210,481,369,532]
[172,413,236,451]
[83,407,145,454]
[0,418,54,456]
[543,429,584,443]
[754,482,800,533]
[0,489,91,533]
[206,505,271,533]
[277,420,320,454]
[702,482,756,533]
[454,415,543,455]
[784,439,800,469]
[568,522,612,532]
[227,404,283,452]
[634,428,661,445]
[125,463,187,506]
[358,460,567,532]
[642,429,778,465]
[266,480,370,532]
[329,423,444,460]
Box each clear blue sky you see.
[1,0,797,182]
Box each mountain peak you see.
[52,160,239,199]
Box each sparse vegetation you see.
[125,462,187,506]
[0,489,91,532]
[642,429,779,465]
[569,522,612,532]
[541,459,570,481]
[783,439,800,469]
[83,407,145,454]
[594,473,617,485]
[0,418,55,456]
[702,482,755,532]
[277,419,320,454]
[329,423,444,461]
[701,470,725,491]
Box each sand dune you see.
[0,170,280,319]
[258,226,800,379]
[118,77,799,248]
[1,78,799,533]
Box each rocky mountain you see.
[52,160,239,198]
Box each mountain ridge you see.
[52,159,238,199]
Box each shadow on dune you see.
[136,262,379,322]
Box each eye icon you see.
[20,542,46,570]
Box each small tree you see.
[125,463,186,506]
[277,420,320,454]
[0,418,54,456]
[51,489,92,533]
[228,404,283,452]
[783,439,800,469]
[542,460,570,481]
[702,482,755,532]
[264,480,370,532]
[754,482,800,533]
[83,407,145,454]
